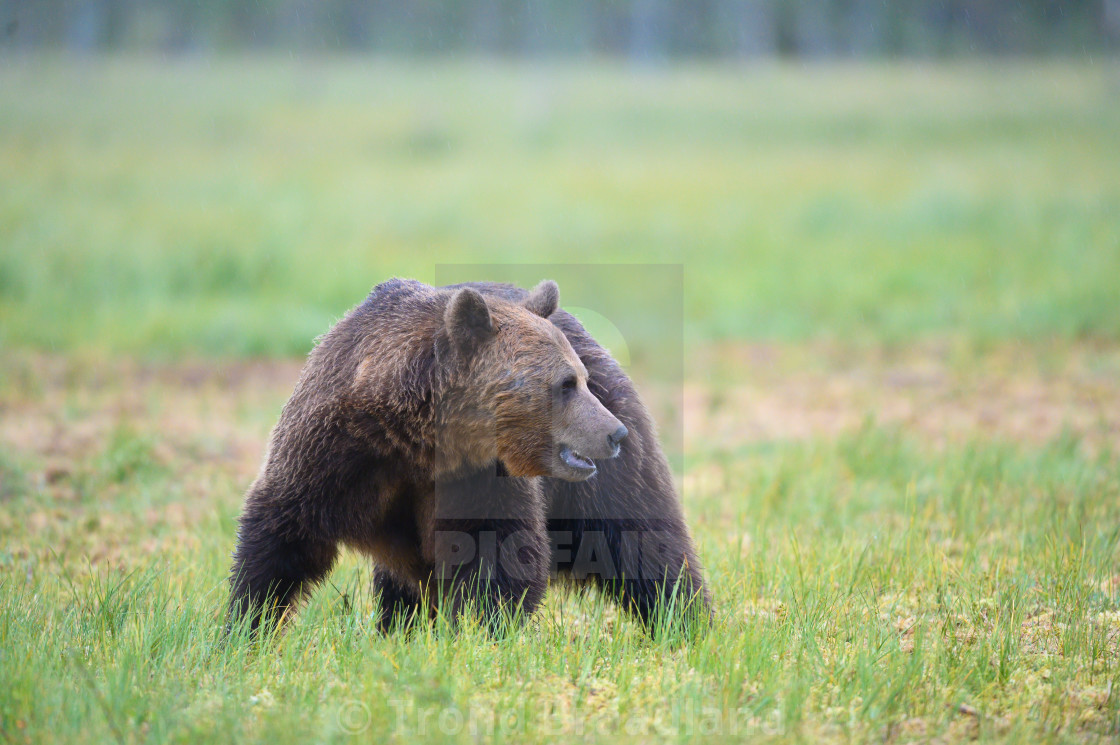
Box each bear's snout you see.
[549,391,628,482]
[607,423,628,452]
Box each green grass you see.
[2,58,1120,743]
[1,58,1119,356]
[1,418,1117,743]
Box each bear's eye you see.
[559,376,578,398]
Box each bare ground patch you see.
[685,341,1120,453]
[0,354,303,566]
[1,341,1118,501]
[0,354,302,485]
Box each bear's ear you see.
[524,279,559,318]
[445,287,495,352]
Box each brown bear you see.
[227,278,708,634]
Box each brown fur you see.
[227,278,708,634]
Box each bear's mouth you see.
[559,446,596,476]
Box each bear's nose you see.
[607,424,629,448]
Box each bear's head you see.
[440,280,627,482]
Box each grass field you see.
[1,57,1119,744]
[2,58,1120,353]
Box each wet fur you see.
[227,278,708,634]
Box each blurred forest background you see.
[4,0,1120,57]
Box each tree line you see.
[3,0,1117,57]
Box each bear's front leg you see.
[228,493,339,634]
[427,468,549,630]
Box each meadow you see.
[0,57,1118,743]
